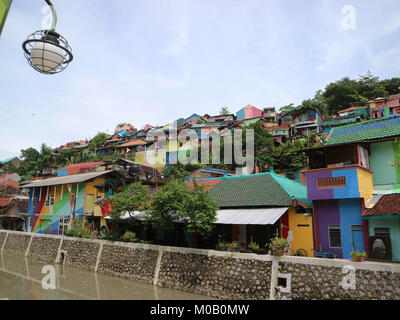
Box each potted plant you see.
[268,237,288,256]
[216,241,227,251]
[122,231,137,243]
[350,250,366,262]
[226,241,239,252]
[249,241,260,253]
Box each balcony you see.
[305,165,373,201]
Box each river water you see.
[0,252,214,300]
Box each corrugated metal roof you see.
[112,208,289,225]
[325,115,400,145]
[23,170,114,188]
[216,208,288,225]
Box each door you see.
[351,225,365,252]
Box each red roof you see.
[117,140,147,148]
[337,106,367,114]
[186,179,222,191]
[363,194,400,217]
[0,197,13,207]
[264,124,290,130]
[0,179,19,189]
[63,162,104,170]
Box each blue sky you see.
[1,0,400,160]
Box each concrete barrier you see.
[0,230,399,300]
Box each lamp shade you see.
[30,41,65,72]
[22,30,73,75]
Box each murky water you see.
[0,252,215,300]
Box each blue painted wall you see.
[338,198,364,259]
[332,168,360,199]
[236,108,245,121]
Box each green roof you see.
[208,172,311,208]
[325,116,400,146]
[322,117,360,126]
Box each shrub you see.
[122,231,136,242]
[105,230,121,242]
[226,241,239,252]
[216,241,226,251]
[139,240,153,244]
[268,237,288,256]
[249,241,260,251]
[350,250,366,262]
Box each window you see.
[58,218,70,236]
[374,228,390,237]
[32,197,37,208]
[45,196,50,207]
[317,176,346,189]
[328,225,342,248]
[50,194,55,206]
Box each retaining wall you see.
[0,230,399,300]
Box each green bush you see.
[122,231,136,242]
[216,241,226,251]
[139,240,153,244]
[268,237,288,256]
[226,241,239,252]
[105,230,121,242]
[249,241,260,251]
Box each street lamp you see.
[22,0,73,74]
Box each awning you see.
[23,170,114,188]
[216,207,289,225]
[105,211,146,220]
[105,207,289,225]
[0,213,28,219]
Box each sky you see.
[0,0,400,160]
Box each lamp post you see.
[22,0,73,74]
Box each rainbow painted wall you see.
[27,176,106,234]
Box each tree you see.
[145,179,218,237]
[109,181,151,220]
[280,103,296,112]
[88,132,108,152]
[380,77,400,95]
[323,77,367,114]
[300,90,328,115]
[15,144,56,180]
[357,71,388,101]
[219,107,230,115]
[242,121,274,172]
[270,139,307,171]
[162,163,202,182]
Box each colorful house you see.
[0,177,28,231]
[236,105,262,121]
[304,115,400,261]
[262,107,278,126]
[185,113,202,125]
[196,171,315,256]
[23,170,122,235]
[368,94,400,119]
[264,124,290,144]
[116,140,148,157]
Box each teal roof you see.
[207,172,311,208]
[322,117,360,126]
[325,115,400,146]
[191,123,222,128]
[1,157,16,163]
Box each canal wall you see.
[1,230,400,300]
